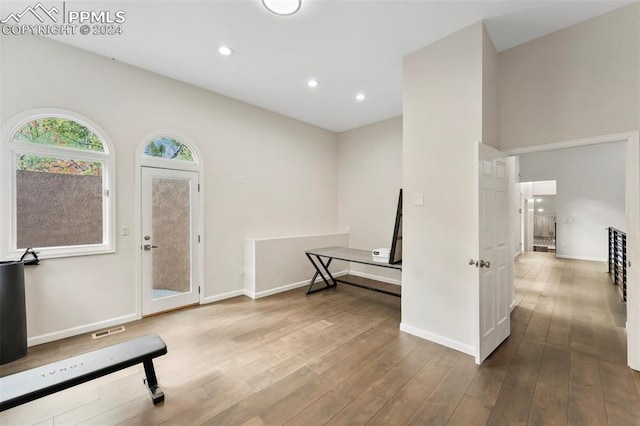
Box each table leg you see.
[317,255,339,287]
[306,254,335,294]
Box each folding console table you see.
[305,246,401,297]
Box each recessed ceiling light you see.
[307,79,319,88]
[262,0,301,16]
[218,46,234,56]
[536,198,542,202]
[355,93,366,101]
[538,208,544,212]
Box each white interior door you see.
[141,167,199,316]
[477,143,511,363]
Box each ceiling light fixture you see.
[262,0,301,16]
[307,79,319,88]
[355,93,366,101]
[538,208,544,212]
[218,46,234,56]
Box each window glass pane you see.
[143,137,194,161]
[17,154,102,175]
[152,177,191,297]
[13,118,104,152]
[16,154,103,249]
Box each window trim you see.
[2,108,116,260]
[134,132,204,314]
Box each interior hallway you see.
[1,252,639,425]
[488,252,638,425]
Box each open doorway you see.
[506,134,639,372]
[519,180,557,254]
[516,142,625,262]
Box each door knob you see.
[479,260,491,268]
[143,244,159,251]
[469,259,478,267]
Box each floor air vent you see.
[92,325,126,339]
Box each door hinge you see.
[198,235,201,243]
[198,183,200,192]
[198,286,201,294]
[104,189,110,197]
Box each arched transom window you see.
[143,137,195,162]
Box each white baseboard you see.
[399,322,475,357]
[245,270,349,300]
[514,251,522,259]
[510,299,516,312]
[27,313,139,347]
[555,254,607,262]
[347,269,401,286]
[203,289,246,304]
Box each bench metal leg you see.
[143,359,164,404]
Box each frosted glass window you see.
[152,177,191,294]
[16,155,104,249]
[8,114,113,257]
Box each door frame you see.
[140,166,200,315]
[504,131,640,371]
[134,133,204,319]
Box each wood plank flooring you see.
[1,252,639,425]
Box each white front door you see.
[477,143,511,363]
[141,167,199,316]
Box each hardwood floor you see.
[1,252,639,425]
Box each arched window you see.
[143,137,195,162]
[5,111,115,258]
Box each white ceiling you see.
[5,0,633,132]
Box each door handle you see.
[469,259,490,268]
[143,244,159,251]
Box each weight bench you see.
[0,334,167,412]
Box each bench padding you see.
[0,334,167,411]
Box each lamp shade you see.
[262,0,301,16]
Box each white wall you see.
[402,22,487,355]
[337,117,402,284]
[519,142,626,261]
[0,35,340,344]
[482,25,499,148]
[498,3,640,150]
[532,181,556,195]
[244,233,348,299]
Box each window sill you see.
[8,245,115,261]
